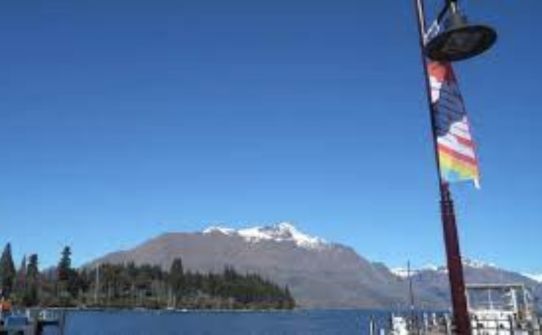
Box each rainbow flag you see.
[428,61,480,188]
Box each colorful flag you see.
[428,61,480,188]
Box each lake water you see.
[43,310,393,335]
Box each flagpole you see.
[413,0,472,334]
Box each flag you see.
[428,61,480,188]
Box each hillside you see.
[90,223,540,309]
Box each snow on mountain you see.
[390,268,413,278]
[91,223,542,309]
[523,273,542,283]
[391,263,440,278]
[202,226,235,235]
[391,260,499,278]
[203,222,328,249]
[463,258,496,269]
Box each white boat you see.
[467,283,541,335]
[390,314,409,335]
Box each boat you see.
[1,304,36,335]
[467,283,541,335]
[0,298,64,335]
[390,314,409,335]
[371,282,541,334]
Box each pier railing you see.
[368,313,542,335]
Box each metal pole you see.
[408,261,416,332]
[413,0,471,334]
[94,263,100,305]
[369,316,376,335]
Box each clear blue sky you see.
[1,0,540,274]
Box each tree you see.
[0,245,295,309]
[56,246,81,303]
[58,246,72,281]
[168,258,185,303]
[23,254,39,306]
[13,255,27,301]
[0,243,16,297]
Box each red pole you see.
[413,1,471,334]
[440,184,471,334]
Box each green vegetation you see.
[0,243,295,310]
[0,243,16,297]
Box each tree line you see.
[0,243,295,310]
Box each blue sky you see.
[0,0,540,274]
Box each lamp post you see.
[413,0,497,334]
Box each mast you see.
[94,263,100,305]
[408,261,416,331]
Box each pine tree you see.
[0,243,17,297]
[58,246,72,281]
[168,258,185,303]
[56,246,74,304]
[57,246,81,302]
[14,255,27,300]
[23,254,39,306]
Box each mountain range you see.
[90,222,541,309]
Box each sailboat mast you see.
[94,263,100,305]
[408,261,416,330]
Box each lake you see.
[43,309,393,335]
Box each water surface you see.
[44,309,392,335]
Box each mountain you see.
[395,260,542,310]
[524,273,542,283]
[91,223,412,308]
[90,223,540,309]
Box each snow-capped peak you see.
[390,268,414,278]
[391,260,501,278]
[203,222,327,249]
[202,226,235,235]
[391,263,440,278]
[463,258,496,269]
[523,273,542,283]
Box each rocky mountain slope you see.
[90,223,540,309]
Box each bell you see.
[425,10,497,62]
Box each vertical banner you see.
[428,61,480,188]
